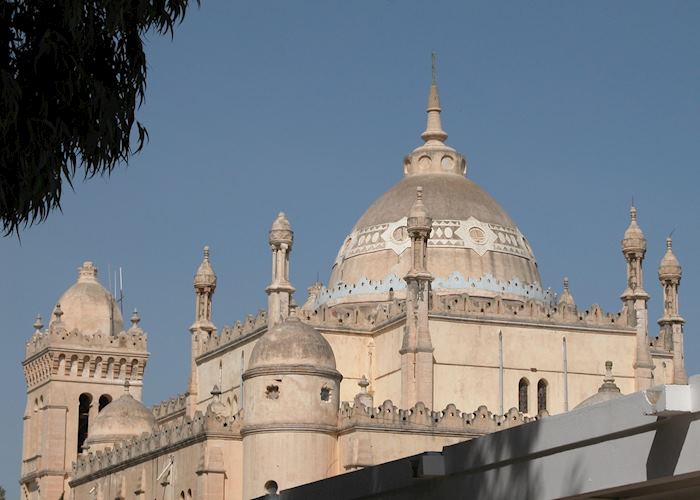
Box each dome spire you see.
[421,52,448,145]
[404,55,465,177]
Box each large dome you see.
[49,261,124,334]
[323,82,544,305]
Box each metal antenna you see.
[118,267,124,318]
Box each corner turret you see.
[657,236,687,384]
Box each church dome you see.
[325,81,543,305]
[248,316,337,371]
[49,261,123,334]
[84,387,156,450]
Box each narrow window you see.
[518,378,529,413]
[98,394,112,412]
[77,393,92,453]
[537,379,548,413]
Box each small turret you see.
[620,206,654,390]
[621,206,648,298]
[191,246,217,334]
[266,212,295,328]
[188,245,218,417]
[401,186,435,409]
[657,236,687,384]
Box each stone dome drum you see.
[49,261,123,334]
[324,82,545,305]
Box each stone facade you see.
[20,77,688,500]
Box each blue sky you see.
[1,1,698,495]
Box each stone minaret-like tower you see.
[20,262,149,499]
[658,236,688,384]
[620,207,654,390]
[400,187,435,409]
[266,212,295,329]
[188,246,217,416]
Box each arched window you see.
[77,393,92,453]
[98,394,112,412]
[537,379,548,413]
[518,378,529,413]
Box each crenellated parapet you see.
[198,310,268,357]
[23,326,148,390]
[71,410,241,484]
[339,400,540,436]
[302,301,407,331]
[198,287,631,361]
[432,293,631,329]
[151,392,188,425]
[25,325,147,359]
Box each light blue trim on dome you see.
[315,272,554,306]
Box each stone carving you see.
[334,216,536,264]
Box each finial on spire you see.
[431,51,437,85]
[33,314,43,332]
[358,375,370,393]
[130,309,141,327]
[421,53,447,145]
[53,304,63,322]
[563,277,569,291]
[630,205,637,222]
[203,245,210,261]
[604,361,614,382]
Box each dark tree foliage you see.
[0,0,198,235]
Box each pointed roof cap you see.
[622,206,646,253]
[659,236,682,280]
[194,246,217,288]
[269,212,294,246]
[421,53,448,144]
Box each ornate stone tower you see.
[20,262,149,499]
[188,246,217,416]
[620,207,655,390]
[400,187,435,409]
[657,236,687,384]
[266,212,295,328]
